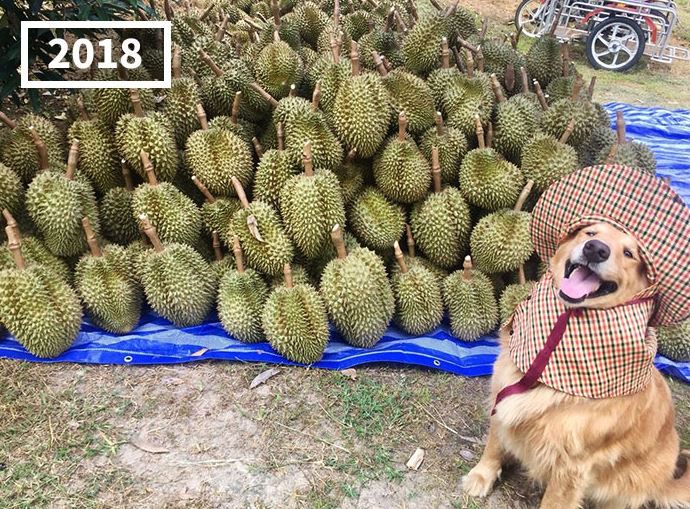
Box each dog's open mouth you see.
[559,260,618,304]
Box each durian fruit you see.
[410,147,471,269]
[471,39,525,94]
[307,38,349,116]
[357,23,402,71]
[389,224,449,285]
[191,176,241,246]
[280,141,346,259]
[371,51,435,136]
[343,10,372,41]
[138,215,216,326]
[0,112,64,184]
[348,186,405,252]
[401,5,452,75]
[443,255,498,340]
[498,265,535,325]
[163,46,202,147]
[596,111,656,174]
[470,181,534,274]
[269,262,314,290]
[185,104,254,197]
[253,122,300,208]
[131,151,202,247]
[0,163,24,220]
[426,37,462,111]
[443,60,495,137]
[74,217,142,333]
[207,91,256,145]
[578,123,616,168]
[390,241,443,335]
[210,231,235,278]
[26,138,101,258]
[115,89,179,182]
[293,1,330,47]
[419,112,468,185]
[459,117,525,210]
[525,23,562,89]
[373,112,431,204]
[320,225,394,348]
[0,225,82,358]
[254,30,304,99]
[262,263,329,363]
[333,148,365,206]
[330,41,391,158]
[100,162,140,246]
[217,236,269,343]
[91,68,155,127]
[229,177,294,276]
[521,120,578,193]
[656,320,690,362]
[142,48,166,81]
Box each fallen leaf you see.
[340,368,357,380]
[130,432,169,454]
[250,367,280,389]
[406,447,425,470]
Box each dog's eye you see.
[624,249,634,259]
[586,231,596,237]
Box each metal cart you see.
[515,0,690,71]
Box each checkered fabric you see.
[507,271,657,399]
[531,164,690,327]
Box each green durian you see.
[142,48,165,81]
[319,225,394,347]
[348,187,405,252]
[656,320,690,362]
[443,256,498,340]
[540,81,601,148]
[191,176,242,246]
[293,1,329,47]
[333,148,366,206]
[262,264,329,363]
[448,4,479,40]
[343,10,372,41]
[91,68,156,127]
[100,163,140,246]
[493,91,542,164]
[306,230,362,281]
[163,51,202,147]
[595,111,656,174]
[444,73,495,137]
[310,52,350,116]
[578,124,616,167]
[357,28,402,72]
[209,231,236,278]
[498,267,535,324]
[206,91,257,145]
[253,123,300,209]
[474,41,525,91]
[419,113,468,185]
[427,38,462,111]
[68,118,122,195]
[526,32,562,89]
[521,131,578,193]
[254,37,304,99]
[0,163,24,218]
[402,11,451,75]
[269,263,313,290]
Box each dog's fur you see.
[463,223,690,509]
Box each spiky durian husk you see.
[419,126,467,185]
[444,76,494,136]
[100,187,139,246]
[140,243,216,326]
[392,264,444,335]
[494,95,542,164]
[0,266,82,358]
[124,239,150,283]
[410,187,470,269]
[68,119,122,194]
[333,159,366,206]
[231,201,294,276]
[200,198,241,244]
[521,133,578,193]
[402,15,450,75]
[443,268,498,340]
[172,15,213,47]
[115,113,178,182]
[544,75,585,104]
[578,124,616,167]
[343,10,373,41]
[459,148,524,210]
[255,40,304,100]
[389,254,448,286]
[1,114,64,184]
[595,141,657,174]
[656,320,690,362]
[273,96,312,125]
[320,247,394,347]
[258,15,302,50]
[26,171,101,257]
[284,111,344,170]
[92,69,155,127]
[331,73,391,158]
[540,98,600,148]
[0,163,24,217]
[142,48,165,81]
[163,77,202,147]
[207,116,256,145]
[470,210,533,273]
[293,1,329,47]
[348,187,405,252]
[310,59,350,115]
[373,137,431,204]
[316,21,354,54]
[262,283,329,363]
[427,67,462,111]
[357,29,402,71]
[306,231,361,280]
[382,70,436,136]
[0,236,71,283]
[269,264,313,290]
[280,170,346,259]
[217,267,269,342]
[186,129,253,197]
[211,257,235,279]
[181,36,235,81]
[526,35,561,89]
[253,149,299,209]
[477,41,526,89]
[131,182,202,247]
[448,5,479,39]
[499,281,535,324]
[75,245,142,333]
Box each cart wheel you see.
[586,16,645,71]
[514,0,548,38]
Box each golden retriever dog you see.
[463,222,690,509]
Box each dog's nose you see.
[583,240,610,263]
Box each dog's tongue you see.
[560,266,602,300]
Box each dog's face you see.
[550,222,650,309]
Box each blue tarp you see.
[0,102,689,384]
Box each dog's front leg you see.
[539,469,586,509]
[462,419,503,497]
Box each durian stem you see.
[394,9,407,33]
[140,150,158,186]
[277,122,285,151]
[272,29,281,43]
[372,51,388,76]
[198,49,224,77]
[475,46,485,72]
[117,64,130,81]
[407,0,418,21]
[28,126,50,172]
[65,139,79,180]
[350,41,361,76]
[464,48,475,77]
[486,122,494,149]
[616,110,626,144]
[561,43,570,77]
[0,111,17,129]
[172,45,182,79]
[312,81,322,111]
[129,89,144,117]
[381,55,393,72]
[140,215,164,252]
[231,176,250,208]
[384,7,395,32]
[233,236,245,272]
[2,209,20,240]
[283,263,294,288]
[548,4,563,36]
[232,91,241,125]
[252,137,264,158]
[397,111,408,140]
[393,241,408,273]
[474,116,485,149]
[196,103,209,130]
[329,34,341,63]
[490,74,506,103]
[514,180,534,212]
[605,142,619,163]
[435,112,445,136]
[457,37,478,54]
[559,118,576,144]
[333,0,340,27]
[216,15,230,41]
[533,80,549,110]
[249,82,279,108]
[289,84,297,97]
[588,76,597,100]
[480,17,489,38]
[82,217,102,257]
[163,0,174,19]
[462,255,473,280]
[365,0,379,9]
[405,224,416,258]
[512,27,522,49]
[440,37,450,69]
[76,96,90,120]
[452,46,466,73]
[302,141,314,176]
[271,0,281,28]
[570,75,583,100]
[212,231,223,261]
[429,0,442,11]
[199,2,214,21]
[518,265,526,285]
[431,146,442,193]
[345,148,357,163]
[520,66,530,93]
[191,176,216,203]
[331,224,347,259]
[122,160,134,192]
[5,225,25,270]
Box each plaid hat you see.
[531,164,690,327]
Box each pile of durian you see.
[1,0,682,365]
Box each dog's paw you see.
[462,464,501,498]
